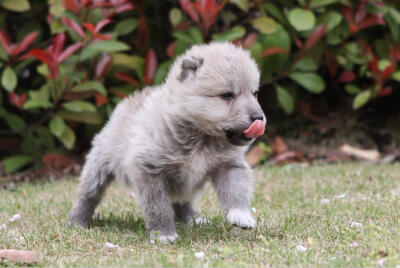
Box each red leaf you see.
[166,41,176,58]
[53,33,66,57]
[305,24,327,51]
[95,19,112,33]
[57,42,83,63]
[355,6,367,24]
[294,36,303,50]
[9,93,27,109]
[135,16,149,48]
[21,49,52,65]
[42,153,75,171]
[93,33,113,40]
[338,71,356,83]
[371,56,379,76]
[358,14,385,31]
[193,0,225,31]
[114,3,134,13]
[115,72,141,86]
[63,0,80,13]
[95,93,108,107]
[143,49,157,84]
[96,53,113,79]
[261,47,289,58]
[380,64,395,80]
[377,86,392,97]
[61,17,85,38]
[179,0,200,23]
[328,63,338,78]
[0,30,12,54]
[13,31,39,56]
[113,90,127,99]
[243,33,257,49]
[83,23,96,35]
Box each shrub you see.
[0,0,399,173]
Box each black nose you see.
[250,114,264,122]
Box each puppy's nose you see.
[250,114,264,122]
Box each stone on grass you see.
[335,193,346,199]
[296,245,308,252]
[194,252,205,259]
[350,221,363,229]
[0,224,6,231]
[105,242,118,249]
[9,214,21,222]
[377,259,385,266]
[320,199,330,205]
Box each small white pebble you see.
[0,224,6,231]
[296,245,308,252]
[335,193,346,199]
[350,221,363,228]
[330,257,337,260]
[251,207,257,212]
[9,214,21,222]
[262,248,270,253]
[320,199,330,205]
[105,242,118,249]
[195,252,205,259]
[16,236,25,244]
[377,259,385,266]
[350,241,360,247]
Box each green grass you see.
[1,162,400,267]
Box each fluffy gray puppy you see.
[68,42,266,243]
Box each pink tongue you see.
[243,120,265,138]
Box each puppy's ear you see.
[177,56,204,81]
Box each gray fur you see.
[68,42,266,243]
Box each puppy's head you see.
[166,42,266,146]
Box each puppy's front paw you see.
[150,231,179,244]
[226,208,256,229]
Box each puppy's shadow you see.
[91,213,146,233]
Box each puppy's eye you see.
[220,92,234,100]
[253,91,258,97]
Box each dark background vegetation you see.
[0,0,399,175]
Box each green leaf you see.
[353,90,371,109]
[378,59,391,71]
[317,11,342,32]
[62,100,96,112]
[293,58,317,71]
[58,109,103,124]
[2,0,30,12]
[276,85,294,114]
[4,113,26,131]
[154,60,173,85]
[172,31,193,43]
[49,115,66,137]
[289,72,325,94]
[70,81,107,95]
[113,53,143,74]
[262,3,288,26]
[1,67,17,92]
[89,40,130,52]
[23,99,52,109]
[2,155,32,174]
[251,17,277,34]
[288,8,316,31]
[189,27,203,43]
[345,84,361,95]
[114,18,138,36]
[169,8,182,26]
[229,0,248,12]
[310,0,338,8]
[388,7,400,24]
[392,71,400,82]
[80,47,101,61]
[28,85,50,101]
[58,125,76,149]
[212,26,246,41]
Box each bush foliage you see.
[0,0,399,173]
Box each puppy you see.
[68,42,266,243]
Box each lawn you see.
[1,162,400,267]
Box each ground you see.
[1,162,400,267]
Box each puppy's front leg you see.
[134,173,178,243]
[212,164,256,229]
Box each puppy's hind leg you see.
[68,151,112,228]
[133,173,178,243]
[212,165,256,229]
[173,202,208,225]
